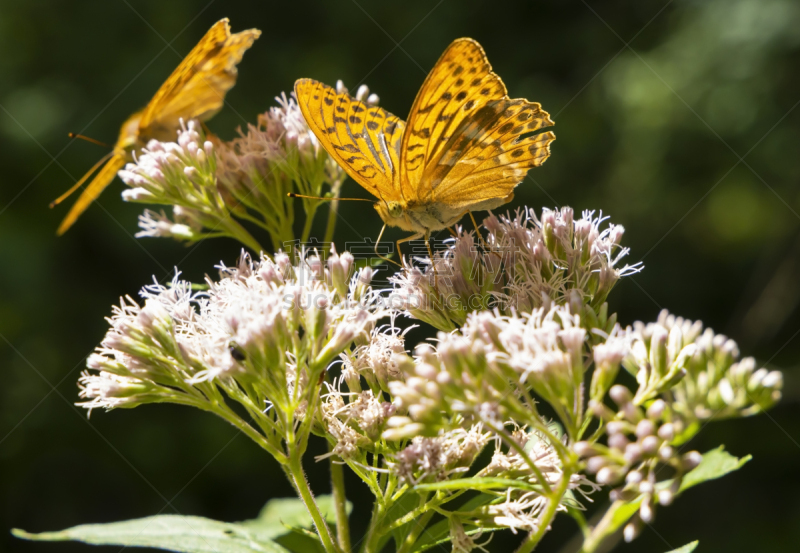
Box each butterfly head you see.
[374,200,405,224]
[116,111,145,155]
[374,200,429,234]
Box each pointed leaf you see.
[13,495,348,553]
[680,447,750,492]
[13,516,289,553]
[249,495,348,532]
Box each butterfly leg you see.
[395,232,425,269]
[397,230,439,291]
[374,224,402,268]
[469,211,501,261]
[423,231,440,291]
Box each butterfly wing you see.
[56,153,127,235]
[294,78,406,204]
[138,18,261,140]
[423,98,555,209]
[400,38,554,209]
[56,20,259,234]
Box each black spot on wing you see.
[333,143,360,153]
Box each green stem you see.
[288,449,340,553]
[486,421,552,495]
[322,178,343,253]
[329,451,351,552]
[360,495,387,553]
[221,216,266,255]
[396,495,437,553]
[300,204,319,244]
[514,473,572,553]
[323,199,339,245]
[208,403,286,462]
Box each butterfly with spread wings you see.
[53,18,260,235]
[294,38,555,262]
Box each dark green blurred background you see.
[2,0,799,551]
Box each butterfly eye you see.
[387,201,403,218]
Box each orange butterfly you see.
[294,38,555,259]
[53,18,260,235]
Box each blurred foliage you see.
[1,0,799,552]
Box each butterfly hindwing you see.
[423,98,555,207]
[400,38,507,199]
[139,19,261,140]
[294,78,406,203]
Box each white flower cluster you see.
[390,207,641,331]
[390,425,490,485]
[79,249,381,417]
[118,119,264,251]
[385,305,596,438]
[645,310,783,420]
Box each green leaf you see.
[680,446,751,492]
[580,498,643,552]
[386,492,421,553]
[250,495,347,530]
[581,448,747,552]
[12,516,289,553]
[665,541,698,552]
[13,495,348,553]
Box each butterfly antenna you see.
[287,193,373,202]
[49,151,115,208]
[68,132,112,149]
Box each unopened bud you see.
[641,435,660,455]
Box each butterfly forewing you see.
[139,19,261,140]
[56,18,259,235]
[400,38,508,200]
[294,78,406,203]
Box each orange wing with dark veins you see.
[55,18,259,234]
[424,98,555,208]
[294,78,406,204]
[400,38,507,199]
[400,37,554,209]
[138,18,261,141]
